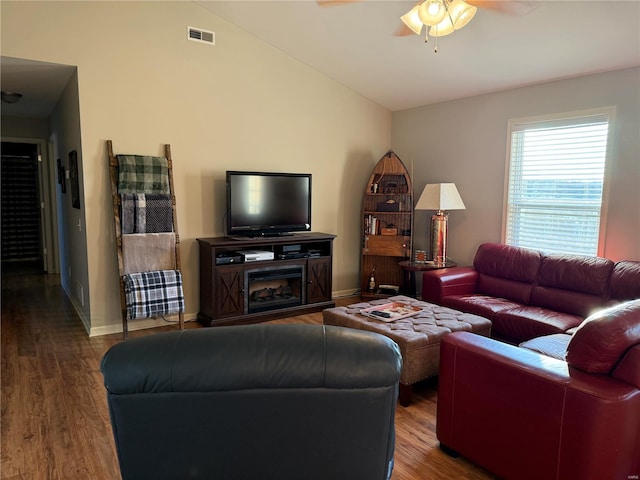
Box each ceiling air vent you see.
[187,26,215,45]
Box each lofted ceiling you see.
[1,1,638,119]
[197,0,640,111]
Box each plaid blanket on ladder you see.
[123,270,184,320]
[117,155,170,194]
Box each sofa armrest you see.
[437,331,640,480]
[421,267,478,304]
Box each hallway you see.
[1,263,122,479]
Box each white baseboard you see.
[89,313,197,337]
[64,283,92,335]
[87,290,358,337]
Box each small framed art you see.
[57,158,66,194]
[69,150,80,209]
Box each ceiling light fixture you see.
[401,0,477,52]
[1,91,23,104]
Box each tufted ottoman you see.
[323,295,491,406]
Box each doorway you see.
[1,141,45,272]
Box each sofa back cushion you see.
[566,300,640,376]
[101,324,401,480]
[474,243,542,304]
[608,260,640,303]
[530,254,613,317]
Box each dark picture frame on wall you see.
[69,150,80,209]
[57,158,66,194]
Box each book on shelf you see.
[366,215,378,235]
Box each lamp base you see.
[430,211,448,267]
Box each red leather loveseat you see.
[436,299,640,480]
[422,242,640,344]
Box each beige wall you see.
[1,1,391,335]
[392,67,640,267]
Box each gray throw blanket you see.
[145,194,174,232]
[121,194,173,234]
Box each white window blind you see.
[505,113,610,256]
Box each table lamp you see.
[415,183,465,266]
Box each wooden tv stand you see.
[197,233,336,326]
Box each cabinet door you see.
[214,266,245,318]
[307,257,332,304]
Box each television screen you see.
[226,171,312,237]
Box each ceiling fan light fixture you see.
[418,0,447,27]
[400,0,479,50]
[448,0,477,30]
[401,4,424,35]
[1,91,23,104]
[429,13,455,37]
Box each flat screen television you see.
[226,171,312,237]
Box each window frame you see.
[501,107,615,257]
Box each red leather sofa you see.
[422,242,640,343]
[436,299,640,480]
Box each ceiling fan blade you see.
[466,0,539,16]
[394,22,418,37]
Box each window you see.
[504,109,612,256]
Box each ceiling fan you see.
[317,0,537,16]
[317,0,539,50]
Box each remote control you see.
[371,310,391,318]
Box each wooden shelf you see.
[361,151,413,298]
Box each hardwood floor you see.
[1,265,496,480]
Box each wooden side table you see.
[398,260,457,298]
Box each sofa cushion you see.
[536,254,614,295]
[476,274,535,307]
[530,286,607,319]
[493,307,583,343]
[519,333,571,360]
[608,260,640,303]
[474,243,542,304]
[441,295,521,321]
[567,299,640,374]
[530,254,613,317]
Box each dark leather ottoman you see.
[323,295,491,406]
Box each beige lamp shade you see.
[415,183,466,211]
